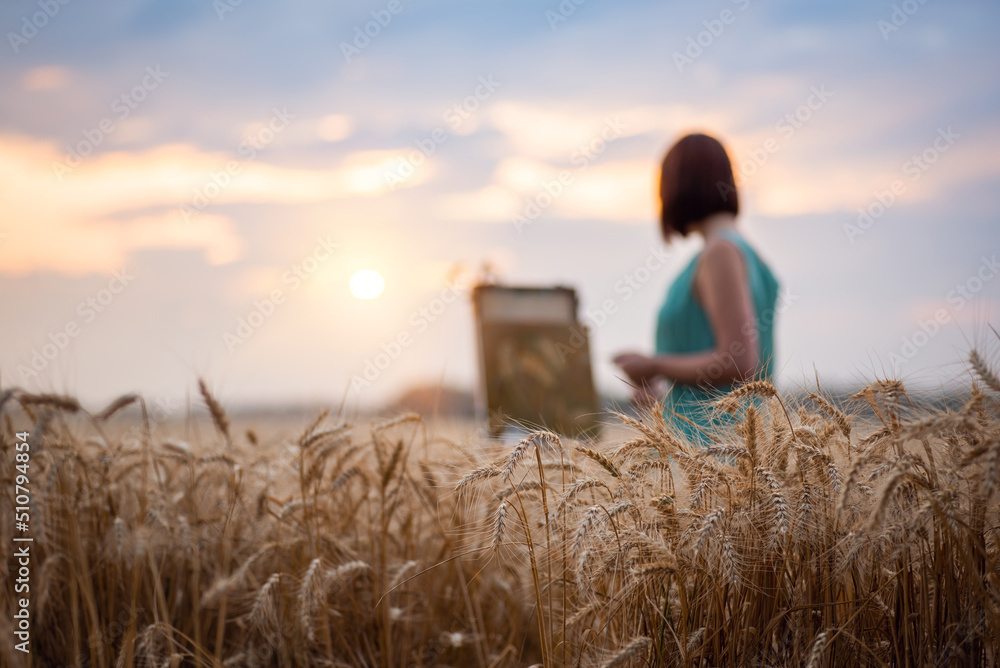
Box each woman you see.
[613,133,780,445]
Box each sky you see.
[1,0,999,412]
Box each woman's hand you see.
[614,352,663,409]
[613,352,661,385]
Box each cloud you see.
[22,66,70,91]
[317,114,355,142]
[555,160,657,222]
[437,184,518,223]
[486,102,643,161]
[485,100,742,164]
[741,124,1000,217]
[0,133,426,275]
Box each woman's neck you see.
[692,212,737,242]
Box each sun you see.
[349,269,385,300]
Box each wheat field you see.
[1,353,999,667]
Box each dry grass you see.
[1,349,999,666]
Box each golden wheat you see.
[2,349,999,666]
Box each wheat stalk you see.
[577,446,622,478]
[96,393,139,421]
[198,379,231,447]
[970,349,1000,393]
[491,501,508,552]
[599,636,651,668]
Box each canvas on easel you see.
[472,284,599,438]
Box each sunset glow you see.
[349,269,385,300]
[0,1,995,409]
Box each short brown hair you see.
[659,133,739,238]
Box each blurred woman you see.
[613,133,780,445]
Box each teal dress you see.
[655,229,780,446]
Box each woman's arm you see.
[615,238,760,388]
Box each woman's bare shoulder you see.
[692,235,747,303]
[699,235,745,272]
